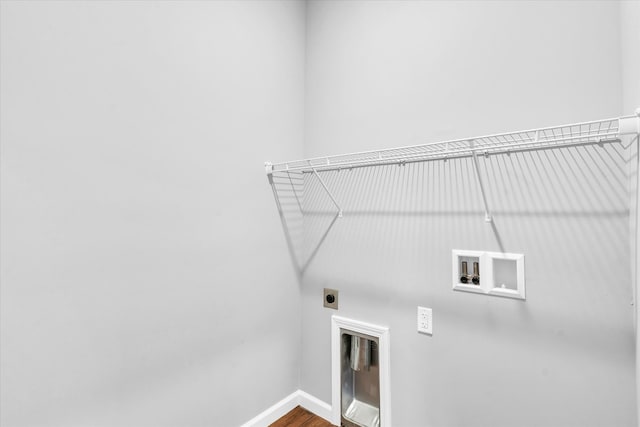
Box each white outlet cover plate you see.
[417,306,432,335]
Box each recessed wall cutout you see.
[452,250,525,300]
[458,256,480,285]
[494,258,518,291]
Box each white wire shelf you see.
[266,113,640,175]
[266,111,640,270]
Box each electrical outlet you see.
[417,306,432,335]
[324,288,338,309]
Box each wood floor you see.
[269,406,335,427]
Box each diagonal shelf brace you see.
[311,167,343,218]
[470,140,493,223]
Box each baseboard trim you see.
[297,390,333,423]
[239,390,333,427]
[239,390,300,427]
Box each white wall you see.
[620,1,640,425]
[0,1,304,426]
[3,1,639,426]
[622,1,640,115]
[302,1,636,426]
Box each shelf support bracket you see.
[265,162,274,184]
[619,109,640,135]
[312,167,343,218]
[470,140,493,223]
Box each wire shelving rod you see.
[265,112,640,175]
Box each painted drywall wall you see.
[302,1,636,426]
[622,1,640,115]
[620,1,640,425]
[0,1,304,426]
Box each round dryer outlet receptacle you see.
[323,288,339,309]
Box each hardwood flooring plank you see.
[270,406,312,427]
[270,406,334,427]
[300,416,333,427]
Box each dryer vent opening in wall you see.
[331,316,391,427]
[341,332,379,427]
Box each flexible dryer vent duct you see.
[350,336,370,371]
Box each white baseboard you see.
[240,390,333,427]
[239,391,300,427]
[297,390,333,423]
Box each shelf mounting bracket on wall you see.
[265,161,274,183]
[470,140,493,223]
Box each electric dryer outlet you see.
[324,288,339,309]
